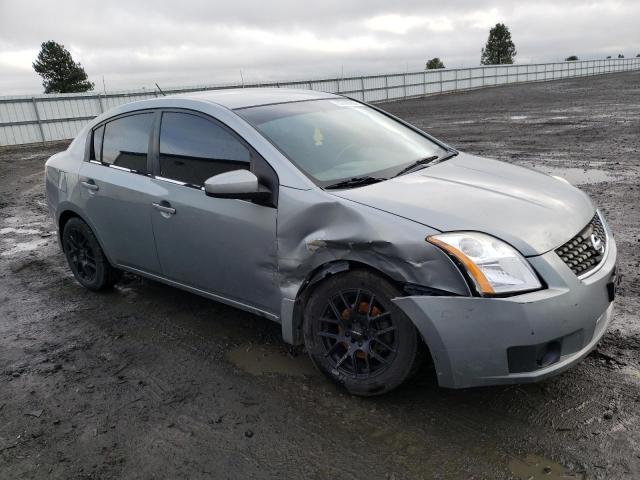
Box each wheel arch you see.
[56,206,115,266]
[282,259,415,346]
[58,209,81,238]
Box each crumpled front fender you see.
[276,185,471,343]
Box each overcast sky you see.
[1,0,638,95]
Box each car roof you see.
[169,87,340,110]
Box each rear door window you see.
[159,112,250,186]
[102,113,154,173]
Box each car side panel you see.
[77,162,163,274]
[149,179,280,314]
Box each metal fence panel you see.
[1,58,639,146]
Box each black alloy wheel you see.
[62,217,121,291]
[304,270,424,396]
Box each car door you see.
[149,110,280,314]
[78,111,163,274]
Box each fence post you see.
[97,94,105,113]
[360,76,365,102]
[385,75,389,101]
[403,73,407,99]
[423,71,427,96]
[454,69,458,91]
[31,97,46,144]
[439,70,443,93]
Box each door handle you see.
[81,180,99,191]
[152,202,176,215]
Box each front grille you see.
[555,213,607,277]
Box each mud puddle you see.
[226,343,317,377]
[509,454,584,479]
[0,221,53,257]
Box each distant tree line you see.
[28,35,640,94]
[425,23,636,72]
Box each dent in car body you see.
[275,185,471,343]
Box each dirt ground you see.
[1,71,639,479]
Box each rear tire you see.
[62,217,121,291]
[303,270,424,396]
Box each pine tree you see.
[33,41,94,93]
[425,58,445,70]
[480,24,517,65]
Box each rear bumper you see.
[393,235,617,389]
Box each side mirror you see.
[204,170,271,201]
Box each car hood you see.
[330,152,595,256]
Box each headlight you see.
[427,232,542,295]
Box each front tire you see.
[62,217,121,291]
[303,270,423,396]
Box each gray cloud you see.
[1,0,638,94]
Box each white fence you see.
[1,58,639,147]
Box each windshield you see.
[237,99,448,187]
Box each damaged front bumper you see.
[393,236,618,389]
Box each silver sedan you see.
[45,88,617,395]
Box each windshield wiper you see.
[393,155,439,177]
[324,176,386,190]
[430,150,459,165]
[393,151,459,177]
